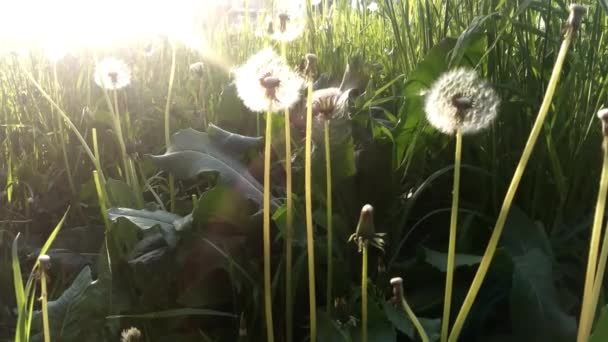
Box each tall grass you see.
[2,0,608,340]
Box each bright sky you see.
[0,0,229,54]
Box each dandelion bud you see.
[567,4,586,31]
[304,53,318,79]
[390,277,404,301]
[239,312,247,337]
[597,108,608,137]
[120,327,142,342]
[38,254,50,271]
[355,204,375,241]
[189,62,205,78]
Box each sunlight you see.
[0,0,229,55]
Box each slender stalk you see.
[263,111,275,342]
[92,129,109,207]
[448,26,575,342]
[164,43,177,212]
[400,294,429,342]
[305,77,318,342]
[38,256,51,342]
[112,88,131,186]
[19,61,106,184]
[361,241,369,342]
[281,43,294,342]
[52,62,77,198]
[442,127,462,342]
[324,119,334,313]
[578,137,608,341]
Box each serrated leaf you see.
[207,123,262,155]
[420,247,482,272]
[148,128,276,209]
[108,207,184,231]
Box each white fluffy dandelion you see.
[424,68,500,135]
[94,57,131,90]
[269,11,305,43]
[367,2,379,12]
[234,48,304,113]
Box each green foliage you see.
[3,0,608,341]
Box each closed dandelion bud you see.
[597,108,608,137]
[304,53,318,79]
[567,4,586,31]
[38,254,50,268]
[356,204,375,241]
[390,277,404,302]
[120,327,142,342]
[424,68,500,135]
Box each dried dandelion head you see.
[189,62,205,78]
[120,327,142,342]
[567,4,587,30]
[424,68,500,135]
[311,87,351,120]
[94,57,131,90]
[234,48,304,112]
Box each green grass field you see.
[2,0,608,341]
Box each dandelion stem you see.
[324,119,334,314]
[39,261,51,342]
[263,111,275,342]
[448,25,575,342]
[164,42,177,212]
[112,88,132,186]
[305,77,318,342]
[280,42,294,342]
[442,127,462,342]
[578,137,608,341]
[399,291,430,342]
[361,241,369,342]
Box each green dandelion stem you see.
[441,127,462,342]
[305,79,318,342]
[40,263,51,342]
[361,241,369,342]
[325,119,334,314]
[448,24,575,342]
[400,292,429,342]
[281,42,294,342]
[578,137,608,342]
[164,42,177,212]
[263,111,275,342]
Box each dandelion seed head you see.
[367,2,379,12]
[234,48,304,112]
[269,10,305,42]
[121,327,142,342]
[597,108,608,120]
[568,4,587,29]
[312,87,350,119]
[424,68,500,135]
[94,57,131,90]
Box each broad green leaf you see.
[449,14,496,67]
[31,267,110,342]
[318,310,351,342]
[207,123,262,155]
[509,248,576,342]
[352,298,396,342]
[108,207,184,231]
[420,247,482,272]
[590,305,608,342]
[148,128,274,209]
[105,178,138,208]
[106,308,236,319]
[192,185,252,232]
[382,300,440,341]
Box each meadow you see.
[2,0,608,341]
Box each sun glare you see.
[0,0,229,56]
